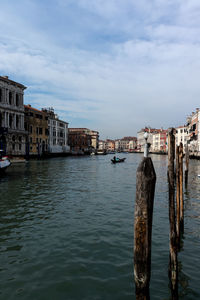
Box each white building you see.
[175,126,189,149]
[137,128,160,152]
[0,76,27,156]
[115,137,137,151]
[42,108,70,153]
[186,108,200,153]
[98,140,106,150]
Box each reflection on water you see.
[0,154,200,300]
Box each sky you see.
[0,0,200,139]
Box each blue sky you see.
[1,0,200,139]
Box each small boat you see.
[0,150,11,173]
[96,150,107,155]
[111,157,126,164]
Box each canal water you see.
[0,154,200,300]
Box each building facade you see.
[105,139,115,151]
[68,128,92,153]
[175,126,189,149]
[43,108,70,154]
[90,130,99,151]
[0,76,27,156]
[152,130,167,152]
[115,136,137,152]
[137,127,160,152]
[24,105,49,156]
[98,140,105,151]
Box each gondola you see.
[111,157,126,164]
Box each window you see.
[19,144,21,150]
[19,136,22,142]
[16,115,19,129]
[9,115,12,128]
[0,89,2,102]
[9,92,12,105]
[12,144,15,150]
[39,128,43,135]
[16,94,19,106]
[30,125,32,134]
[45,128,49,136]
[30,137,32,143]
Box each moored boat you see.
[0,150,11,173]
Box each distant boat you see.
[0,150,11,173]
[96,150,107,155]
[111,157,126,164]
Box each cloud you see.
[0,0,200,138]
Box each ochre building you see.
[24,105,48,156]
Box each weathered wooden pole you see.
[176,145,180,247]
[185,144,189,188]
[168,128,178,298]
[179,143,184,233]
[134,135,156,299]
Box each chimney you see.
[3,76,9,79]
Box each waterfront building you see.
[98,140,106,150]
[128,137,137,151]
[0,76,27,156]
[137,127,160,152]
[89,130,99,150]
[186,108,200,154]
[152,130,167,153]
[105,139,115,151]
[24,105,49,156]
[68,128,97,153]
[175,125,189,149]
[115,136,137,152]
[42,108,70,154]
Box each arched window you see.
[9,92,12,105]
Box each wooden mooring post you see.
[176,145,180,247]
[134,137,156,299]
[179,143,184,233]
[185,144,189,188]
[168,128,178,298]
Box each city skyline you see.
[1,1,200,139]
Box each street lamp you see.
[144,132,149,157]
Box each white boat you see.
[0,150,11,173]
